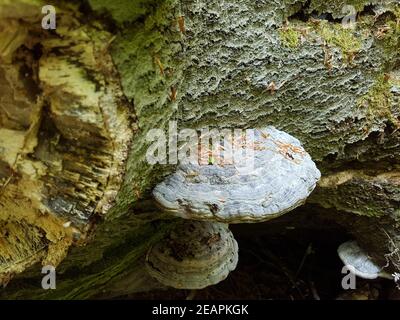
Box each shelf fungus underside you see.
[145,221,239,289]
[338,241,392,280]
[153,126,321,223]
[0,5,133,283]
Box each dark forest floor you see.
[121,210,399,300]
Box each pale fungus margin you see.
[146,126,320,289]
[153,126,321,223]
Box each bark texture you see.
[0,0,399,298]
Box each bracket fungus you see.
[145,220,238,289]
[338,241,392,280]
[153,126,321,223]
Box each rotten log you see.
[0,0,399,298]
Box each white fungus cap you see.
[338,240,392,280]
[153,126,321,223]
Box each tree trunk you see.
[0,0,399,299]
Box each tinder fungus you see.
[153,126,320,223]
[145,220,238,289]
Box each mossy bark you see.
[0,0,399,298]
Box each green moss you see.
[88,0,165,25]
[358,74,399,128]
[282,0,307,20]
[284,0,380,20]
[356,14,376,30]
[376,6,400,64]
[308,0,379,18]
[3,219,178,299]
[314,21,362,64]
[279,26,301,48]
[108,0,184,219]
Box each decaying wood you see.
[0,0,399,298]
